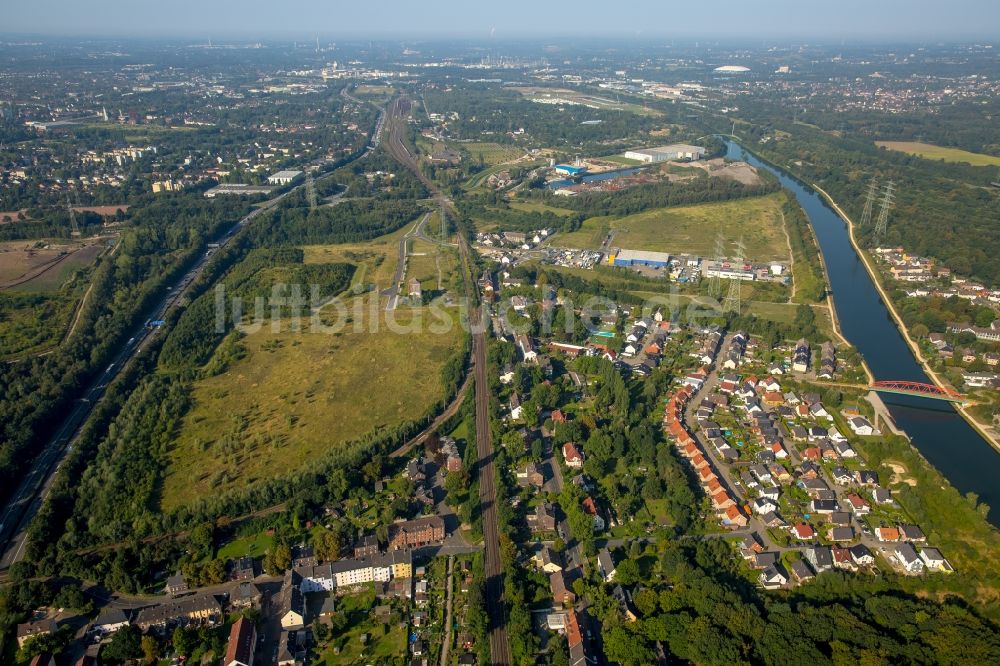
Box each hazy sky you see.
[5,0,999,40]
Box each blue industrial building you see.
[554,164,587,176]
[611,249,672,268]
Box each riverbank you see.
[813,184,1000,454]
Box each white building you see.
[267,170,304,185]
[623,144,706,163]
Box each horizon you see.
[5,0,1000,41]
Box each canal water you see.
[725,140,1000,528]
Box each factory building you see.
[267,169,304,185]
[623,144,706,163]
[609,249,672,269]
[554,164,587,176]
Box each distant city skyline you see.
[4,0,1000,41]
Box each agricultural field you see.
[160,306,463,510]
[0,238,108,357]
[875,140,1000,167]
[556,194,790,262]
[0,239,106,290]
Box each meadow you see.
[160,306,463,510]
[555,194,789,262]
[875,141,1000,167]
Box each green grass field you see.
[0,292,77,358]
[875,141,1000,167]
[314,587,407,664]
[160,306,463,510]
[302,223,412,292]
[556,194,789,262]
[459,141,523,166]
[407,238,458,295]
[216,532,275,560]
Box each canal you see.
[726,139,1000,528]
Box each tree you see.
[313,527,342,562]
[263,543,291,574]
[141,635,159,664]
[911,323,929,339]
[975,308,996,328]
[172,627,194,657]
[603,626,654,666]
[614,558,641,585]
[103,625,143,663]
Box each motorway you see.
[383,96,512,664]
[0,100,385,572]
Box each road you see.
[0,106,386,572]
[384,211,432,311]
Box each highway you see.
[383,96,512,664]
[0,193,284,570]
[0,102,385,571]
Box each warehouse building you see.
[623,144,706,163]
[609,249,672,268]
[554,164,587,176]
[267,169,304,185]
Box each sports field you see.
[556,194,789,262]
[160,306,463,509]
[875,141,1000,167]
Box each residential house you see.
[165,572,189,596]
[136,594,223,632]
[759,565,788,589]
[387,516,445,550]
[532,547,563,573]
[597,549,617,582]
[550,571,576,606]
[231,582,263,610]
[790,559,815,583]
[895,543,925,574]
[582,496,605,531]
[223,617,256,666]
[17,619,57,649]
[516,462,545,489]
[920,548,952,572]
[805,546,834,573]
[92,608,130,636]
[562,442,584,468]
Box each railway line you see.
[383,96,512,664]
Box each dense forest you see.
[0,193,252,507]
[722,113,1000,285]
[527,169,782,217]
[422,87,673,149]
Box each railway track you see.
[384,96,511,664]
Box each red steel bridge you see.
[870,380,967,403]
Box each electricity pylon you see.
[874,180,895,243]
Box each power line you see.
[860,177,879,229]
[723,236,745,315]
[874,180,895,243]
